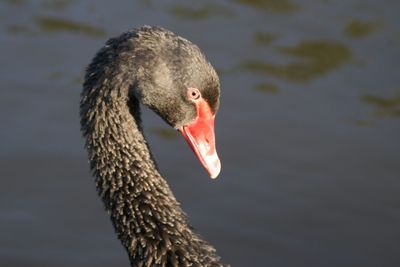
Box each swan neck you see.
[80,30,225,266]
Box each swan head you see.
[131,26,221,178]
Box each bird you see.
[80,26,227,266]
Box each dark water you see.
[1,0,400,266]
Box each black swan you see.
[80,26,227,266]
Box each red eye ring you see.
[187,88,201,101]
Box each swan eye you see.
[187,88,201,101]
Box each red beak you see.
[179,100,221,179]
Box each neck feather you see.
[80,36,224,265]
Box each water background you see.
[1,0,400,266]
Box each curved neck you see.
[81,68,185,262]
[80,33,224,266]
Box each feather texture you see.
[80,26,227,267]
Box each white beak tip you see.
[208,159,221,179]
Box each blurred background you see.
[1,0,399,266]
